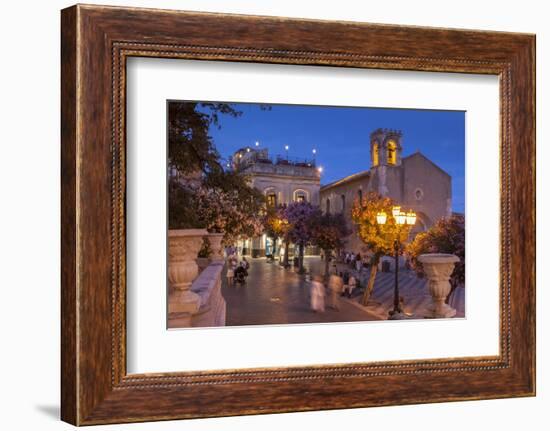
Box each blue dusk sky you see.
[199,102,465,213]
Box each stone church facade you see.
[320,128,452,253]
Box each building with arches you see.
[320,128,453,253]
[232,146,321,257]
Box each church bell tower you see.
[369,128,403,197]
[370,128,403,169]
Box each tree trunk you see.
[361,256,380,306]
[283,238,290,267]
[298,244,305,273]
[324,249,330,278]
[271,236,277,259]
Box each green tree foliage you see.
[168,180,205,230]
[168,101,266,241]
[168,102,241,175]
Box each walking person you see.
[310,275,326,312]
[226,254,237,286]
[328,271,344,310]
[355,253,363,272]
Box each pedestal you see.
[207,232,225,262]
[167,229,208,326]
[418,253,460,318]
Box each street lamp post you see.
[376,206,416,318]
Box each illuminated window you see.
[267,193,277,207]
[387,140,397,165]
[294,190,307,202]
[372,142,379,166]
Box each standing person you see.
[344,274,357,298]
[328,271,344,310]
[226,254,237,286]
[239,257,250,278]
[355,256,362,273]
[310,275,325,312]
[342,271,350,296]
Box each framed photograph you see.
[61,4,535,425]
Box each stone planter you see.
[418,253,460,318]
[167,228,208,326]
[207,232,225,262]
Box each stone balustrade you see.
[168,261,226,329]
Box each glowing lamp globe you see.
[396,211,407,225]
[392,206,401,218]
[376,211,388,225]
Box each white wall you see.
[0,0,546,430]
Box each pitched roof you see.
[320,170,370,191]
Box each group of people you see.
[225,254,250,285]
[310,270,357,313]
[341,250,370,273]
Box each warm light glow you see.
[392,206,401,218]
[238,153,242,158]
[317,166,324,173]
[246,147,250,152]
[372,142,379,166]
[406,211,417,225]
[387,140,397,165]
[376,211,387,225]
[396,211,407,225]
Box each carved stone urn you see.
[418,253,460,318]
[167,228,208,326]
[207,232,225,262]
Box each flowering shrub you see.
[406,214,465,288]
[198,237,213,258]
[284,202,318,247]
[168,100,266,245]
[351,191,413,305]
[262,205,290,257]
[309,212,350,275]
[283,201,320,272]
[351,191,409,258]
[195,184,264,245]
